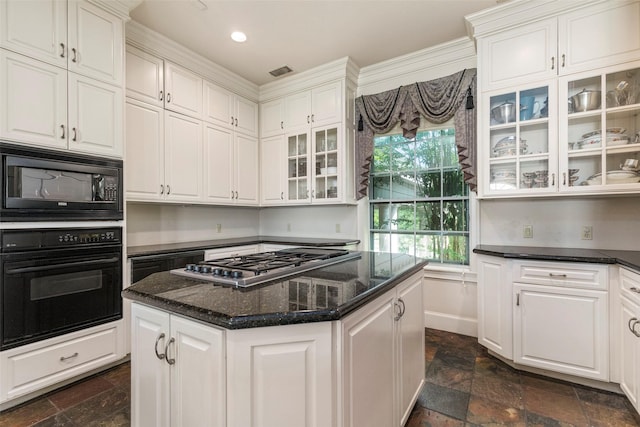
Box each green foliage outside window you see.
[369,128,469,265]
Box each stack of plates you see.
[576,127,629,149]
[584,170,640,185]
[492,136,527,157]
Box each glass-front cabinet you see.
[484,82,557,195]
[286,124,342,204]
[560,63,640,192]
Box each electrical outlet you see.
[582,225,593,240]
[335,223,341,233]
[523,225,533,238]
[216,223,222,233]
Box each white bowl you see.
[327,166,337,174]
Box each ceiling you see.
[129,0,498,86]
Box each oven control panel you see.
[1,227,122,251]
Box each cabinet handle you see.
[154,333,166,360]
[60,352,78,362]
[561,54,566,67]
[307,115,310,124]
[398,298,405,318]
[305,190,309,199]
[167,185,171,195]
[159,90,163,101]
[60,124,65,139]
[551,173,555,186]
[59,43,65,58]
[235,118,238,127]
[549,273,567,278]
[394,301,402,321]
[231,116,234,126]
[164,337,175,365]
[311,189,315,198]
[235,191,238,199]
[563,172,567,186]
[516,293,520,306]
[71,47,77,63]
[311,114,315,123]
[551,56,555,70]
[167,93,171,103]
[630,286,640,294]
[72,127,77,141]
[280,191,284,200]
[160,184,164,195]
[280,121,283,129]
[631,319,640,338]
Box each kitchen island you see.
[123,250,427,427]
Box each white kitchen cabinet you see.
[259,97,285,137]
[164,110,203,202]
[476,255,513,359]
[341,270,424,427]
[285,81,343,129]
[260,134,287,205]
[0,0,123,86]
[478,1,640,91]
[0,321,124,405]
[226,322,333,427]
[126,45,164,106]
[125,99,164,200]
[619,267,640,414]
[164,61,202,119]
[0,50,122,157]
[204,81,258,137]
[203,122,259,205]
[512,261,609,380]
[131,303,225,427]
[204,245,259,260]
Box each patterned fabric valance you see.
[355,68,477,199]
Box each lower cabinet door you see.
[131,303,171,427]
[620,296,640,412]
[513,283,609,380]
[170,316,225,427]
[342,290,396,427]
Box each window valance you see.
[355,68,477,199]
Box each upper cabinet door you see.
[311,81,342,127]
[68,0,123,85]
[480,18,557,91]
[260,98,285,137]
[234,96,258,137]
[203,81,234,129]
[0,0,67,68]
[126,45,164,106]
[285,90,312,129]
[559,1,640,75]
[164,61,203,119]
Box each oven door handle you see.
[5,257,120,274]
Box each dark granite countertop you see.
[127,236,360,258]
[474,245,640,272]
[122,251,427,330]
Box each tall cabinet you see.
[469,0,640,198]
[0,0,125,158]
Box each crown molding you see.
[259,57,360,102]
[88,0,138,20]
[356,37,477,96]
[465,0,608,39]
[126,20,259,101]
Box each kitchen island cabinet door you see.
[131,303,171,427]
[226,322,333,427]
[170,316,225,427]
[342,289,396,427]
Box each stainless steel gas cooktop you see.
[170,247,360,288]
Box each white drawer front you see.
[513,261,607,290]
[620,267,640,305]
[1,324,121,401]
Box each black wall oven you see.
[1,227,123,350]
[0,142,123,221]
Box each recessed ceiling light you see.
[231,31,247,43]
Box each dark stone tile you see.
[521,372,575,397]
[471,373,524,409]
[426,357,474,393]
[474,353,520,384]
[466,394,525,426]
[101,363,131,389]
[425,328,447,347]
[525,411,576,427]
[406,405,465,427]
[522,386,588,426]
[0,397,58,427]
[435,347,476,371]
[574,385,631,411]
[48,376,114,410]
[417,382,470,421]
[32,413,75,427]
[84,407,130,427]
[63,388,129,426]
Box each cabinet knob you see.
[154,333,166,360]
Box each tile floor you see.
[1,328,639,426]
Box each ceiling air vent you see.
[269,65,293,77]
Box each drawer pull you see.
[549,273,567,278]
[630,286,640,294]
[60,352,78,362]
[154,333,166,360]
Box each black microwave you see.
[0,143,123,221]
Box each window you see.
[369,126,469,265]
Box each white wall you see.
[126,203,260,246]
[478,196,640,249]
